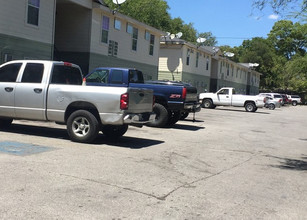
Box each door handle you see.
[226,96,229,98]
[4,87,14,92]
[34,88,43,93]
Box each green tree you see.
[252,0,307,19]
[268,20,307,60]
[285,55,307,92]
[104,0,172,30]
[198,32,218,46]
[168,17,197,42]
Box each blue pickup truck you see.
[85,67,200,127]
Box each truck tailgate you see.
[185,86,198,102]
[128,88,153,113]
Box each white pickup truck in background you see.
[199,87,265,112]
[0,60,155,143]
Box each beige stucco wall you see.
[0,0,55,44]
[90,7,161,66]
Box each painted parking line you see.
[0,141,56,156]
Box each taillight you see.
[120,93,129,110]
[64,62,72,66]
[279,99,282,103]
[263,98,266,103]
[182,87,187,99]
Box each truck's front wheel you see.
[245,102,257,112]
[146,103,169,127]
[101,124,128,139]
[67,110,99,143]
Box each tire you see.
[101,124,128,139]
[180,112,189,120]
[146,103,169,127]
[67,110,99,143]
[245,102,257,112]
[292,101,297,106]
[0,119,13,129]
[268,103,275,110]
[202,99,213,108]
[167,111,181,126]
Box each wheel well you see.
[244,100,255,106]
[154,96,168,108]
[65,102,100,123]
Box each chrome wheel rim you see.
[72,116,90,137]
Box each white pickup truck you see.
[199,87,265,112]
[0,60,155,143]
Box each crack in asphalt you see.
[59,156,254,201]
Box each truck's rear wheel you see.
[101,124,128,139]
[67,110,99,143]
[146,103,169,127]
[245,102,257,112]
[202,99,214,108]
[0,119,13,129]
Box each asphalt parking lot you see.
[0,106,306,219]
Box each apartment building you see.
[0,0,164,78]
[159,39,261,95]
[159,38,212,93]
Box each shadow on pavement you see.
[214,108,270,114]
[1,124,163,149]
[267,155,307,171]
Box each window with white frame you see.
[196,52,199,67]
[27,0,40,26]
[127,23,138,51]
[114,18,121,30]
[101,16,109,43]
[145,31,155,56]
[186,49,191,66]
[149,34,154,55]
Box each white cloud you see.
[268,14,279,20]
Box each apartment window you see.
[27,0,40,26]
[132,27,138,51]
[149,34,155,56]
[226,63,230,76]
[3,54,13,63]
[126,23,133,34]
[196,52,199,68]
[101,16,109,43]
[206,56,209,70]
[145,31,150,40]
[114,18,121,30]
[186,49,190,66]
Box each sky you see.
[165,0,287,47]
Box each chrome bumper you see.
[123,112,156,124]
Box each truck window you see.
[0,63,22,82]
[86,69,109,83]
[218,89,229,95]
[21,63,44,83]
[110,70,124,84]
[51,65,82,85]
[129,70,144,83]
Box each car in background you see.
[259,93,283,106]
[281,94,291,105]
[290,95,302,106]
[264,97,281,110]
